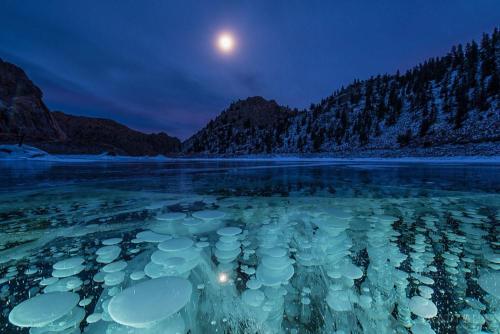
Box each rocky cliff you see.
[0,58,180,156]
[0,58,66,143]
[47,111,180,156]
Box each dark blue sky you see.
[1,1,499,139]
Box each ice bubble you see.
[65,277,83,290]
[24,267,38,275]
[40,277,58,286]
[93,272,106,283]
[215,240,240,251]
[256,263,294,287]
[158,237,193,252]
[244,267,256,275]
[247,279,262,290]
[43,277,82,293]
[460,308,485,328]
[196,241,210,248]
[485,252,500,264]
[326,289,353,312]
[144,262,166,278]
[192,210,225,220]
[140,312,186,334]
[418,285,434,299]
[156,212,187,221]
[53,257,84,270]
[339,262,363,280]
[465,297,486,311]
[409,296,438,318]
[358,295,372,309]
[8,292,79,327]
[86,312,102,324]
[411,322,436,334]
[478,272,500,299]
[214,248,240,263]
[182,218,203,227]
[136,230,172,243]
[262,256,292,270]
[35,306,85,332]
[151,252,186,267]
[217,227,242,236]
[52,265,85,278]
[102,238,122,246]
[242,289,265,307]
[79,297,92,307]
[108,276,192,328]
[104,271,125,286]
[102,260,128,273]
[130,271,146,281]
[301,297,311,305]
[415,275,434,285]
[108,286,120,296]
[96,245,121,264]
[96,245,121,256]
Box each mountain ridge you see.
[1,28,499,157]
[0,58,181,156]
[182,28,499,155]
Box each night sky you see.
[1,1,499,139]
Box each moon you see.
[217,32,235,53]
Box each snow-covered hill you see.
[183,29,499,156]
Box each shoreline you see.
[1,144,500,164]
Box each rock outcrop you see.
[182,96,297,154]
[0,58,66,143]
[46,111,180,156]
[0,58,180,156]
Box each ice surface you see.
[1,160,499,333]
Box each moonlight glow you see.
[218,272,229,283]
[217,33,235,53]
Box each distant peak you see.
[227,96,282,115]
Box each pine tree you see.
[454,83,469,128]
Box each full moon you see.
[217,33,235,53]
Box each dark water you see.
[0,160,498,334]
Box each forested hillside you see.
[184,29,499,155]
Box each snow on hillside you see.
[183,29,500,156]
[0,145,172,162]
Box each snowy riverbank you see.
[1,144,500,164]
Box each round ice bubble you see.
[192,210,225,220]
[217,226,242,236]
[136,230,172,243]
[158,237,193,252]
[242,289,265,307]
[102,260,128,273]
[409,296,438,318]
[130,271,146,281]
[104,271,125,286]
[478,272,500,299]
[52,265,85,278]
[86,312,102,324]
[102,238,122,246]
[9,292,79,328]
[156,212,187,221]
[38,306,85,332]
[53,257,84,270]
[108,276,192,328]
